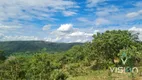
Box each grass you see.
[67,69,142,80]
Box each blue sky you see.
[0,0,142,42]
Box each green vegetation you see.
[0,30,142,80]
[0,41,82,56]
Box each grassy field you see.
[68,69,142,80]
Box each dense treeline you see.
[0,30,142,80]
[0,41,83,56]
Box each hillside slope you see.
[0,41,83,54]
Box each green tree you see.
[118,46,142,67]
[0,50,6,61]
[92,30,139,63]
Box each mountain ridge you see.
[0,41,83,55]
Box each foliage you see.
[92,30,140,64]
[0,30,142,79]
[0,50,6,61]
[118,46,142,67]
[0,41,83,56]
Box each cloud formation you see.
[0,34,38,41]
[45,24,94,43]
[86,0,105,7]
[57,24,74,32]
[129,27,142,41]
[126,10,142,18]
[63,11,77,16]
[95,18,110,26]
[134,1,142,8]
[0,0,78,23]
[42,25,51,31]
[0,0,141,42]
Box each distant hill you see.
[0,41,83,55]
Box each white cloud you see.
[77,17,95,26]
[93,30,100,34]
[126,10,142,18]
[0,33,4,39]
[0,1,141,43]
[96,11,109,17]
[46,37,62,42]
[63,11,77,16]
[77,15,113,27]
[69,31,93,37]
[95,18,110,26]
[77,17,90,22]
[0,0,79,42]
[57,24,74,32]
[0,24,21,30]
[0,34,39,41]
[129,26,142,41]
[0,0,78,22]
[96,5,119,17]
[135,1,142,8]
[86,0,105,7]
[129,26,142,32]
[138,10,142,14]
[4,36,39,41]
[126,12,139,18]
[0,24,22,34]
[42,25,51,31]
[0,23,118,42]
[0,24,45,41]
[45,24,94,42]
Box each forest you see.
[0,41,82,55]
[0,30,142,80]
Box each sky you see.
[0,0,142,42]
